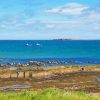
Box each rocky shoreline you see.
[1,58,100,67]
[0,60,64,67]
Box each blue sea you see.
[0,40,100,65]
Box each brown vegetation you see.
[0,65,100,93]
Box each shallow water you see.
[96,77,100,82]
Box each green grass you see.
[0,88,99,100]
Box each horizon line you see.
[0,39,100,41]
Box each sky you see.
[0,0,100,40]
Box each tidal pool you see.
[0,84,32,89]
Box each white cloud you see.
[45,2,89,15]
[46,24,55,29]
[87,12,100,19]
[93,25,100,30]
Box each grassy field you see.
[0,88,99,100]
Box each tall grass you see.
[0,88,99,100]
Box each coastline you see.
[1,57,100,67]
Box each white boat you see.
[36,43,41,46]
[26,43,32,46]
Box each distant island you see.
[53,39,73,40]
